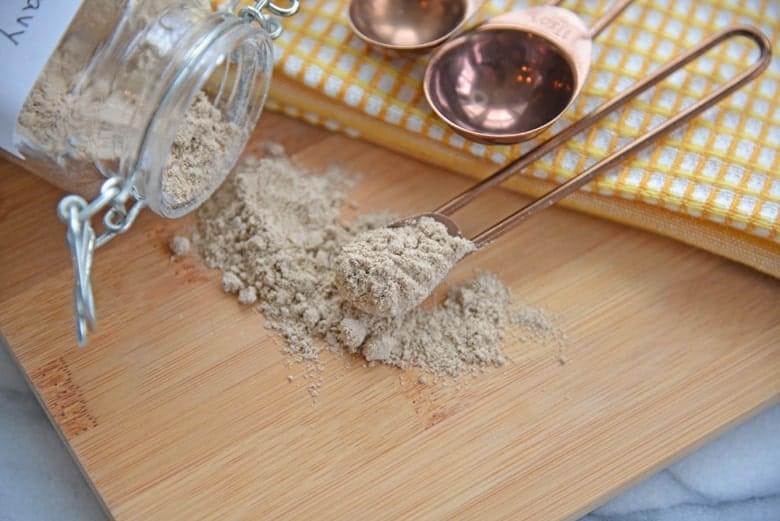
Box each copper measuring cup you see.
[423,0,637,143]
[401,27,771,248]
[347,0,484,52]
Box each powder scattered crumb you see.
[337,317,368,350]
[263,141,286,157]
[418,375,428,385]
[194,154,564,379]
[169,235,191,256]
[287,375,294,383]
[238,286,258,305]
[334,217,475,317]
[221,272,242,294]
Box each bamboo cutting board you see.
[1,113,778,521]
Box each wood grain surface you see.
[1,113,778,521]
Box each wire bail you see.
[57,177,146,347]
[239,0,301,39]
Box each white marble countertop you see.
[1,337,778,521]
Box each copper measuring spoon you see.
[424,0,636,143]
[406,26,771,247]
[347,0,484,52]
[335,26,770,317]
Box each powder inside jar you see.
[334,217,475,317]
[162,91,243,206]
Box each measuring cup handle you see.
[545,0,635,38]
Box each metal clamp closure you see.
[239,0,301,39]
[57,177,145,346]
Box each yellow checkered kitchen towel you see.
[262,0,780,277]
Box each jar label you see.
[0,0,83,158]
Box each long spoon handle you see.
[587,0,635,38]
[463,26,770,247]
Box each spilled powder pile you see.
[356,272,509,374]
[193,151,563,377]
[334,216,475,317]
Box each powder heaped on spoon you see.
[334,216,476,317]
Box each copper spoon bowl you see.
[347,0,484,52]
[424,1,634,143]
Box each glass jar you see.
[6,0,277,217]
[0,0,298,345]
